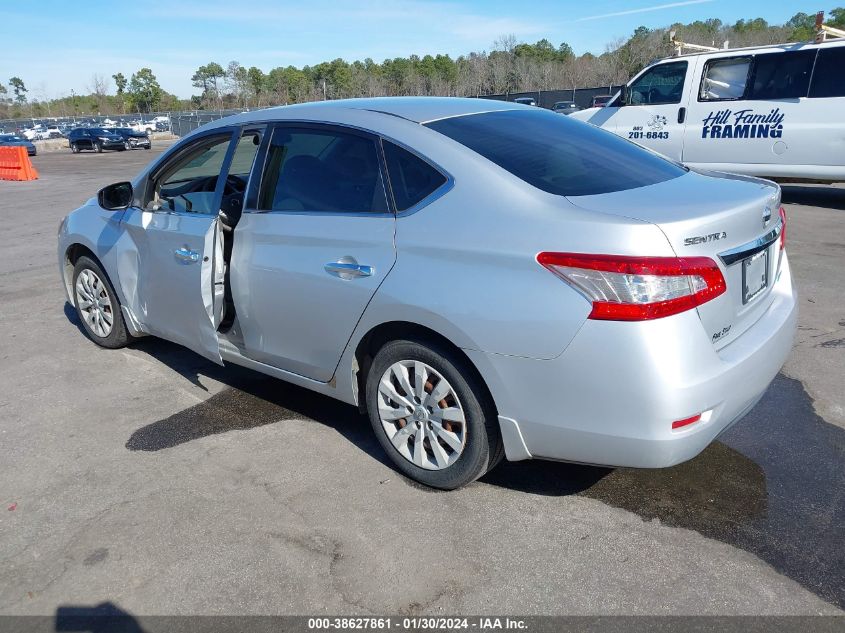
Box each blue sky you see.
[4,0,805,98]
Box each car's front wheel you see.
[70,143,79,153]
[124,141,131,150]
[365,339,503,489]
[95,142,103,153]
[72,256,131,349]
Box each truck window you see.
[809,47,845,98]
[628,61,688,105]
[699,57,751,101]
[748,50,816,100]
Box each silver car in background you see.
[58,97,797,489]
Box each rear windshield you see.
[425,109,685,196]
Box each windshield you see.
[0,134,21,141]
[425,109,686,197]
[90,128,110,135]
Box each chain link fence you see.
[0,86,624,137]
[479,86,624,109]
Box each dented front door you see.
[116,130,237,364]
[119,210,225,364]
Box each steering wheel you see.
[223,174,246,196]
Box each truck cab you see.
[570,39,845,182]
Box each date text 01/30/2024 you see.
[307,616,528,630]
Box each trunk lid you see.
[566,170,783,349]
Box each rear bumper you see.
[468,254,797,468]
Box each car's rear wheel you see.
[365,339,503,490]
[72,256,131,349]
[95,142,103,153]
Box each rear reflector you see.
[672,414,702,430]
[536,252,727,321]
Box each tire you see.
[144,144,151,150]
[96,142,103,153]
[70,143,78,154]
[124,141,131,150]
[365,338,504,490]
[71,256,131,349]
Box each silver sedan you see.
[58,97,797,489]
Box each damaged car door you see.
[116,129,240,363]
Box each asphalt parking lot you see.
[1,146,843,616]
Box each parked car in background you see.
[552,101,581,115]
[104,127,152,150]
[67,128,126,153]
[590,95,613,107]
[0,133,37,156]
[513,97,537,106]
[58,97,796,489]
[570,39,845,183]
[39,125,64,139]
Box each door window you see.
[809,47,845,98]
[382,141,447,211]
[628,61,688,105]
[699,57,752,100]
[748,50,816,100]
[151,134,232,215]
[257,127,388,213]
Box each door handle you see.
[678,107,686,124]
[324,260,374,280]
[174,247,200,263]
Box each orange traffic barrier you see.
[0,146,39,181]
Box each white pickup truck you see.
[131,116,170,134]
[570,38,845,183]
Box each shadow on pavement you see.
[124,340,389,468]
[56,602,145,633]
[486,375,844,609]
[122,335,844,609]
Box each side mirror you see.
[98,181,133,210]
[619,84,629,107]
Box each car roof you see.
[202,97,524,130]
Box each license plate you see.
[742,249,769,304]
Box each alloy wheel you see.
[75,269,114,338]
[376,360,466,470]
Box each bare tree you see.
[87,73,110,113]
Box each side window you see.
[699,57,751,101]
[382,141,447,211]
[152,134,232,215]
[809,47,845,98]
[748,50,816,100]
[230,130,263,178]
[628,61,688,105]
[257,127,388,213]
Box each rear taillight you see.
[779,206,787,251]
[537,252,727,321]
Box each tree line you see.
[2,9,843,120]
